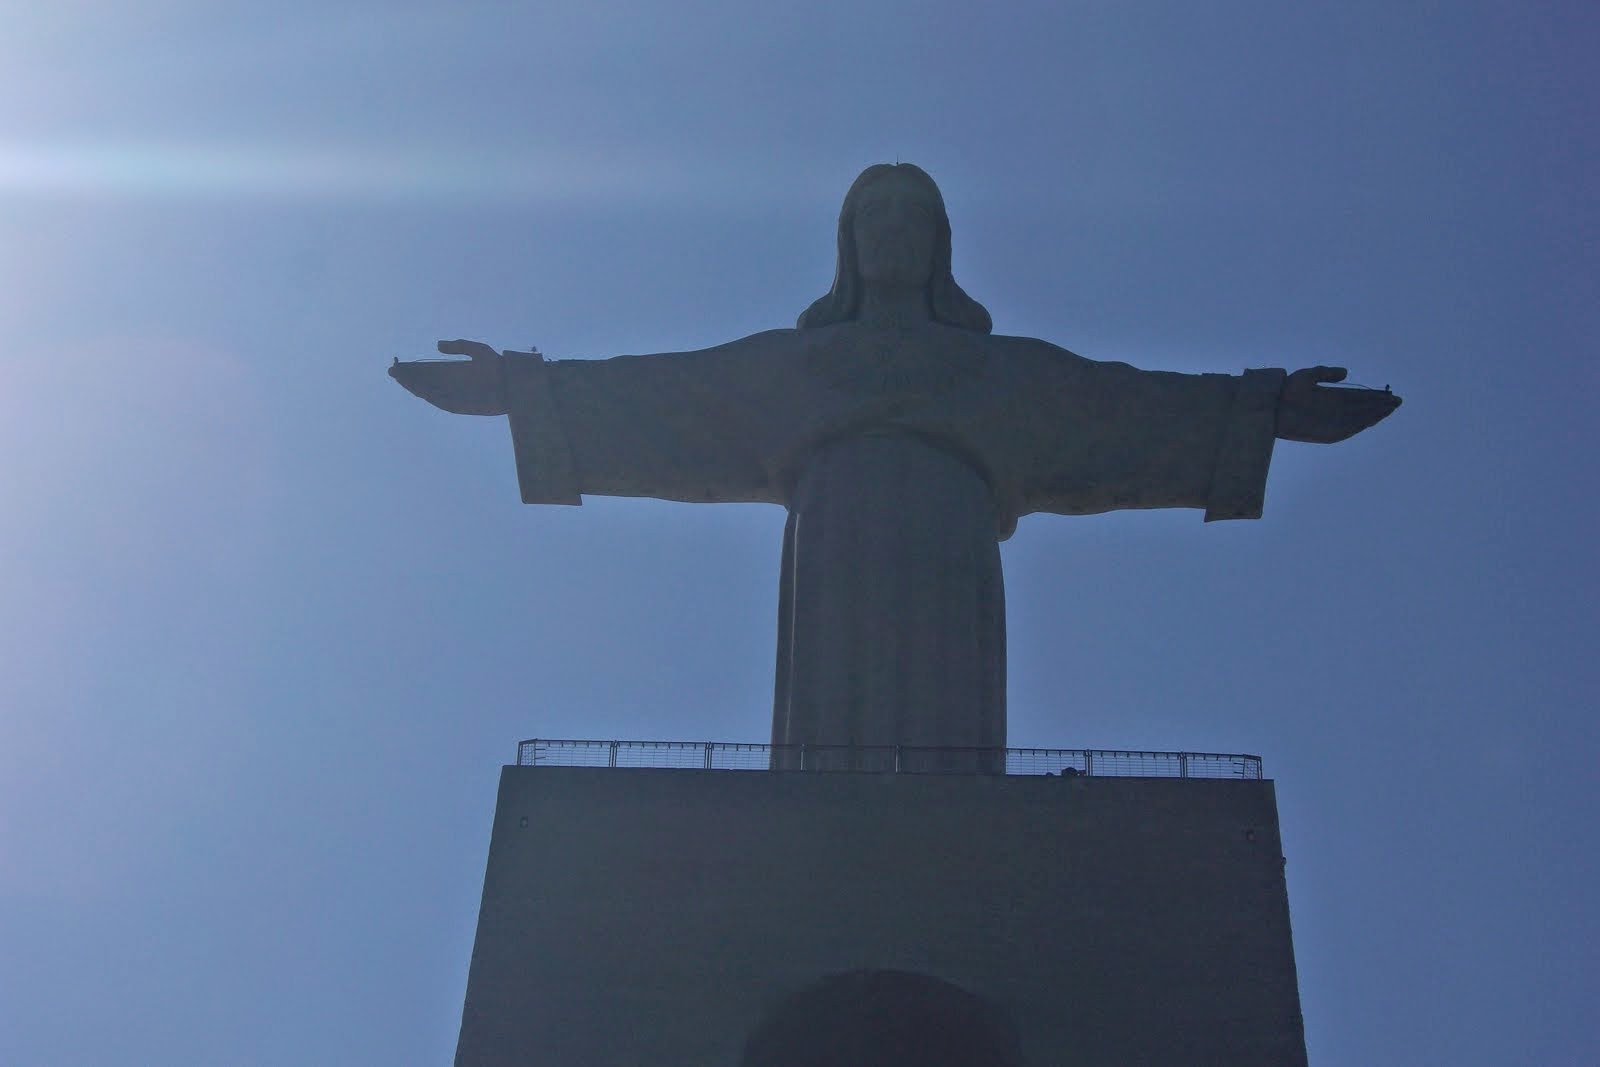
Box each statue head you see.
[798,164,992,334]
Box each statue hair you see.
[797,163,993,334]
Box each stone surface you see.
[742,969,1024,1067]
[455,766,1308,1066]
[390,163,1401,754]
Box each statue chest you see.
[800,325,986,405]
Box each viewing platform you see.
[515,738,1263,779]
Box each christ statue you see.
[390,163,1400,770]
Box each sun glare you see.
[0,139,723,204]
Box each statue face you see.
[851,177,938,288]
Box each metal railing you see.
[514,739,1262,779]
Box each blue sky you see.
[2,2,1594,1063]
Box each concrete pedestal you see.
[455,766,1306,1066]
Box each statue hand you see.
[1276,366,1402,444]
[386,339,508,416]
[436,338,502,361]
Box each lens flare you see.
[0,139,698,203]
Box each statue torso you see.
[797,322,990,408]
[761,323,1055,530]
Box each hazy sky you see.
[2,3,1595,1063]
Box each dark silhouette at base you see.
[741,969,1025,1067]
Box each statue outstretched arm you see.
[997,346,1276,523]
[389,331,798,507]
[1008,345,1401,527]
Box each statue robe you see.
[492,323,1285,768]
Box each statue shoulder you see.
[984,332,1096,380]
[985,332,1081,356]
[671,328,803,367]
[715,327,801,353]
[552,328,801,372]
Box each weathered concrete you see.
[456,767,1306,1066]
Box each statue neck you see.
[857,284,931,329]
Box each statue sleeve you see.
[504,338,786,507]
[1015,357,1286,523]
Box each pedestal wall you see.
[456,766,1305,1066]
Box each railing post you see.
[608,740,619,768]
[894,745,902,773]
[1084,751,1094,777]
[704,742,714,770]
[1179,753,1188,778]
